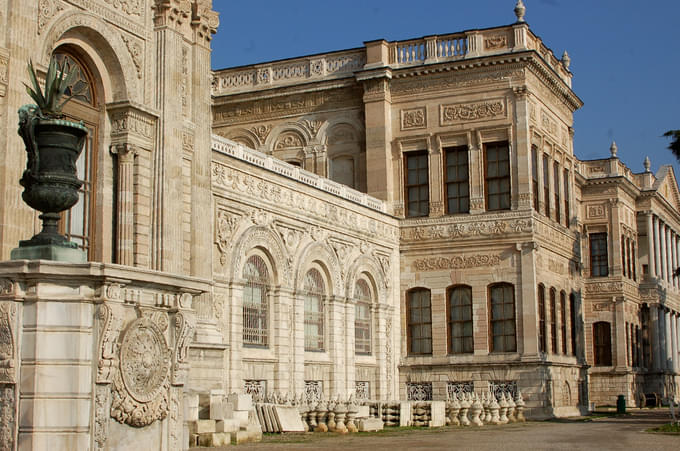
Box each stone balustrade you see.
[212,134,387,213]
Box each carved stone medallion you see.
[111,316,171,427]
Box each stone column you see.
[659,307,668,371]
[649,304,661,371]
[110,144,138,266]
[614,297,627,370]
[344,297,356,398]
[647,213,656,278]
[428,142,444,217]
[273,287,295,394]
[654,216,662,280]
[328,295,346,396]
[665,226,672,285]
[519,242,539,357]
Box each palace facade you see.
[0,1,678,449]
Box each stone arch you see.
[265,122,312,151]
[40,10,139,102]
[322,120,365,190]
[295,241,342,296]
[227,129,258,150]
[231,226,291,287]
[346,255,387,303]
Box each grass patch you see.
[648,423,680,434]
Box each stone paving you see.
[195,409,679,450]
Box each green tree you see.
[664,130,680,161]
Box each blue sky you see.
[211,1,680,176]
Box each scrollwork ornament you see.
[96,303,124,384]
[110,316,171,427]
[0,302,16,383]
[172,311,195,386]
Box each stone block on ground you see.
[216,419,240,433]
[273,405,305,432]
[189,419,216,434]
[429,401,446,427]
[399,402,412,427]
[356,405,370,418]
[358,418,384,432]
[210,389,226,420]
[228,393,253,411]
[198,432,230,447]
[232,430,262,445]
[184,393,199,422]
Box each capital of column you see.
[110,143,139,163]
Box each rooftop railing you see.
[211,134,387,213]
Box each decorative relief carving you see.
[392,69,524,96]
[547,258,565,274]
[275,132,304,149]
[0,280,12,296]
[401,107,426,130]
[413,254,501,271]
[121,34,143,79]
[0,302,16,383]
[251,125,271,144]
[302,119,323,137]
[103,0,143,16]
[172,311,195,386]
[541,110,558,136]
[65,0,146,37]
[484,35,508,50]
[111,315,171,427]
[0,385,15,451]
[181,130,194,153]
[275,223,304,259]
[96,303,124,384]
[110,110,156,141]
[168,387,181,451]
[180,46,188,111]
[592,302,613,312]
[215,209,242,265]
[585,282,624,294]
[586,204,606,219]
[38,0,64,34]
[385,315,393,396]
[94,384,110,450]
[401,218,532,242]
[0,48,8,97]
[441,99,505,124]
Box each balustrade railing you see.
[389,33,467,66]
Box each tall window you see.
[405,152,429,217]
[563,168,570,227]
[304,269,325,351]
[621,235,627,278]
[538,284,547,353]
[448,285,473,354]
[570,293,577,356]
[550,288,557,354]
[489,283,516,352]
[243,255,269,346]
[53,50,98,258]
[593,321,612,366]
[560,291,567,355]
[408,288,432,355]
[355,279,372,355]
[532,146,539,211]
[542,154,550,217]
[444,146,469,214]
[631,241,637,280]
[553,162,560,223]
[484,142,511,211]
[590,233,609,277]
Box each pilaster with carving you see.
[0,297,17,451]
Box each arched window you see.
[538,284,546,353]
[448,285,473,354]
[570,293,577,356]
[354,278,372,355]
[303,268,325,351]
[53,49,98,259]
[593,321,612,366]
[489,283,516,352]
[243,255,269,346]
[407,288,432,355]
[550,287,557,354]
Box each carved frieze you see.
[0,302,16,384]
[413,254,501,271]
[65,0,146,37]
[592,302,613,312]
[401,218,532,242]
[585,281,624,295]
[110,314,171,427]
[392,69,524,96]
[302,119,323,137]
[103,0,143,16]
[215,209,242,265]
[441,99,505,124]
[38,0,64,35]
[109,108,156,143]
[401,107,426,130]
[484,35,508,50]
[586,204,607,219]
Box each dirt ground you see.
[195,408,680,451]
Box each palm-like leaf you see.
[23,58,76,116]
[664,130,680,162]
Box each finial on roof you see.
[644,156,651,173]
[561,51,571,70]
[610,141,618,157]
[514,0,526,22]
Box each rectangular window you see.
[408,289,432,355]
[355,302,372,354]
[538,285,546,353]
[593,321,612,366]
[489,283,516,352]
[405,152,429,217]
[621,235,627,278]
[543,154,550,217]
[570,293,577,356]
[554,162,560,223]
[444,146,469,214]
[484,142,511,211]
[590,233,609,277]
[448,286,473,354]
[563,168,570,227]
[532,146,539,211]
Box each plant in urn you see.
[12,59,88,261]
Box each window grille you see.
[243,255,269,346]
[304,269,325,351]
[406,382,433,401]
[355,279,372,354]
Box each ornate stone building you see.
[0,1,678,450]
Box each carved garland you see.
[413,254,501,271]
[441,100,505,124]
[110,314,171,427]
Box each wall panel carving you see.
[0,302,16,384]
[413,254,501,271]
[441,99,505,124]
[401,107,426,130]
